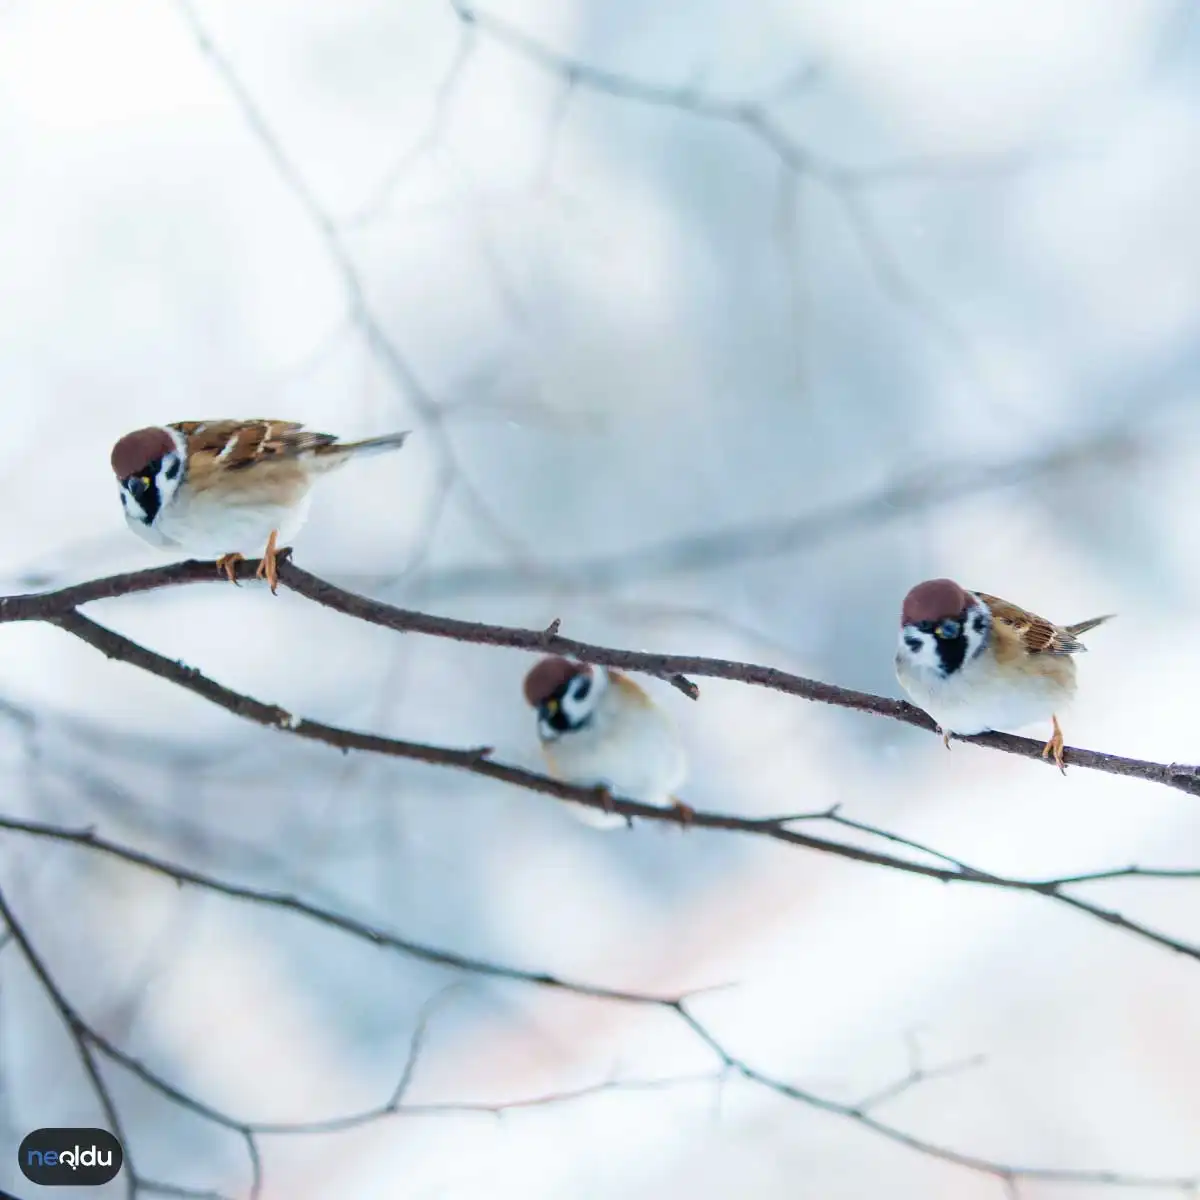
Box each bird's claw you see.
[671,799,695,828]
[255,530,281,594]
[215,553,245,585]
[1041,714,1067,774]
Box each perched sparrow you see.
[111,420,409,592]
[895,578,1112,771]
[523,656,688,829]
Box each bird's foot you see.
[255,530,281,594]
[670,798,695,828]
[215,553,245,585]
[1041,714,1067,774]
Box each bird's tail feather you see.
[312,430,410,469]
[336,430,410,456]
[1065,613,1115,638]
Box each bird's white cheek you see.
[119,491,145,525]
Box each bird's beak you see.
[545,698,559,715]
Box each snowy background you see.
[1,0,1199,1197]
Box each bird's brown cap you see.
[522,657,589,707]
[111,427,176,479]
[901,578,971,626]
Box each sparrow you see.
[523,656,689,829]
[894,578,1112,771]
[111,420,409,592]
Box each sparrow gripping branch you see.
[0,556,1192,796]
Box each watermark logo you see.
[18,1129,123,1187]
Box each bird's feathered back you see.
[972,590,1113,656]
[176,420,335,470]
[161,420,409,500]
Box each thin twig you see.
[675,1003,1197,1192]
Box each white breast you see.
[146,487,313,559]
[895,644,1076,736]
[544,690,687,829]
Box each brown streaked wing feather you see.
[972,590,1085,655]
[173,420,337,472]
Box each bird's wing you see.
[971,590,1088,655]
[175,420,336,473]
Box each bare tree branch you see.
[4,667,1200,968]
[0,556,1194,797]
[1,877,265,1199]
[0,815,680,1005]
[5,3,1186,1198]
[852,1032,986,1113]
[448,0,1052,188]
[3,557,1178,794]
[16,599,1200,975]
[445,0,1056,360]
[676,1005,1197,1194]
[347,21,478,227]
[0,891,136,1200]
[2,817,1195,1194]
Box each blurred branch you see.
[447,0,1056,355]
[249,984,722,1136]
[173,0,542,568]
[0,888,137,1200]
[448,1,1053,188]
[677,1005,1197,1194]
[0,814,677,1002]
[851,1031,986,1112]
[393,429,1140,601]
[346,20,478,227]
[2,816,1195,1195]
[1033,865,1200,886]
[10,6,1188,1199]
[169,0,1063,592]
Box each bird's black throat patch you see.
[913,617,970,676]
[122,462,163,524]
[539,682,593,734]
[934,630,968,676]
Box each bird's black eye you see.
[935,618,961,640]
[574,677,591,701]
